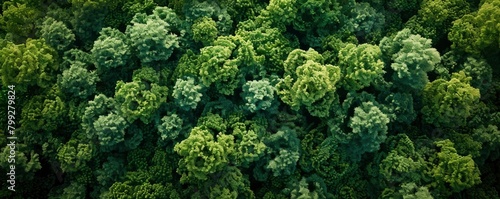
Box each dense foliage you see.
[1,0,499,198]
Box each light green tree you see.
[379,28,441,91]
[421,71,480,128]
[174,127,234,183]
[114,80,168,124]
[431,139,481,193]
[172,77,203,111]
[276,48,341,117]
[0,39,58,93]
[337,43,385,91]
[126,7,180,64]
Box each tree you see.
[39,17,76,53]
[126,7,180,64]
[448,0,500,55]
[192,16,218,46]
[379,28,441,91]
[394,183,433,199]
[95,157,126,189]
[259,0,297,29]
[132,183,171,199]
[91,27,130,72]
[114,80,168,124]
[472,125,500,165]
[172,77,203,111]
[174,127,234,183]
[93,113,128,151]
[405,0,470,43]
[337,43,385,91]
[421,71,480,128]
[236,25,296,75]
[197,36,239,93]
[0,143,42,181]
[20,86,67,133]
[1,0,499,198]
[288,176,330,199]
[81,94,118,143]
[232,36,266,80]
[0,2,41,42]
[231,122,267,168]
[347,101,390,161]
[368,134,427,193]
[59,182,87,199]
[379,92,417,125]
[195,36,243,95]
[189,166,255,199]
[172,50,200,80]
[262,126,301,178]
[57,139,93,173]
[460,57,493,97]
[58,62,99,99]
[241,79,276,113]
[157,113,184,142]
[258,0,350,47]
[183,1,233,36]
[344,2,385,41]
[102,0,158,30]
[61,48,94,69]
[132,66,161,84]
[0,38,58,93]
[431,139,481,193]
[276,48,341,117]
[148,149,176,185]
[101,182,133,199]
[435,52,493,96]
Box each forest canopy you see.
[0,0,499,198]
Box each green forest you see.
[0,0,499,198]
